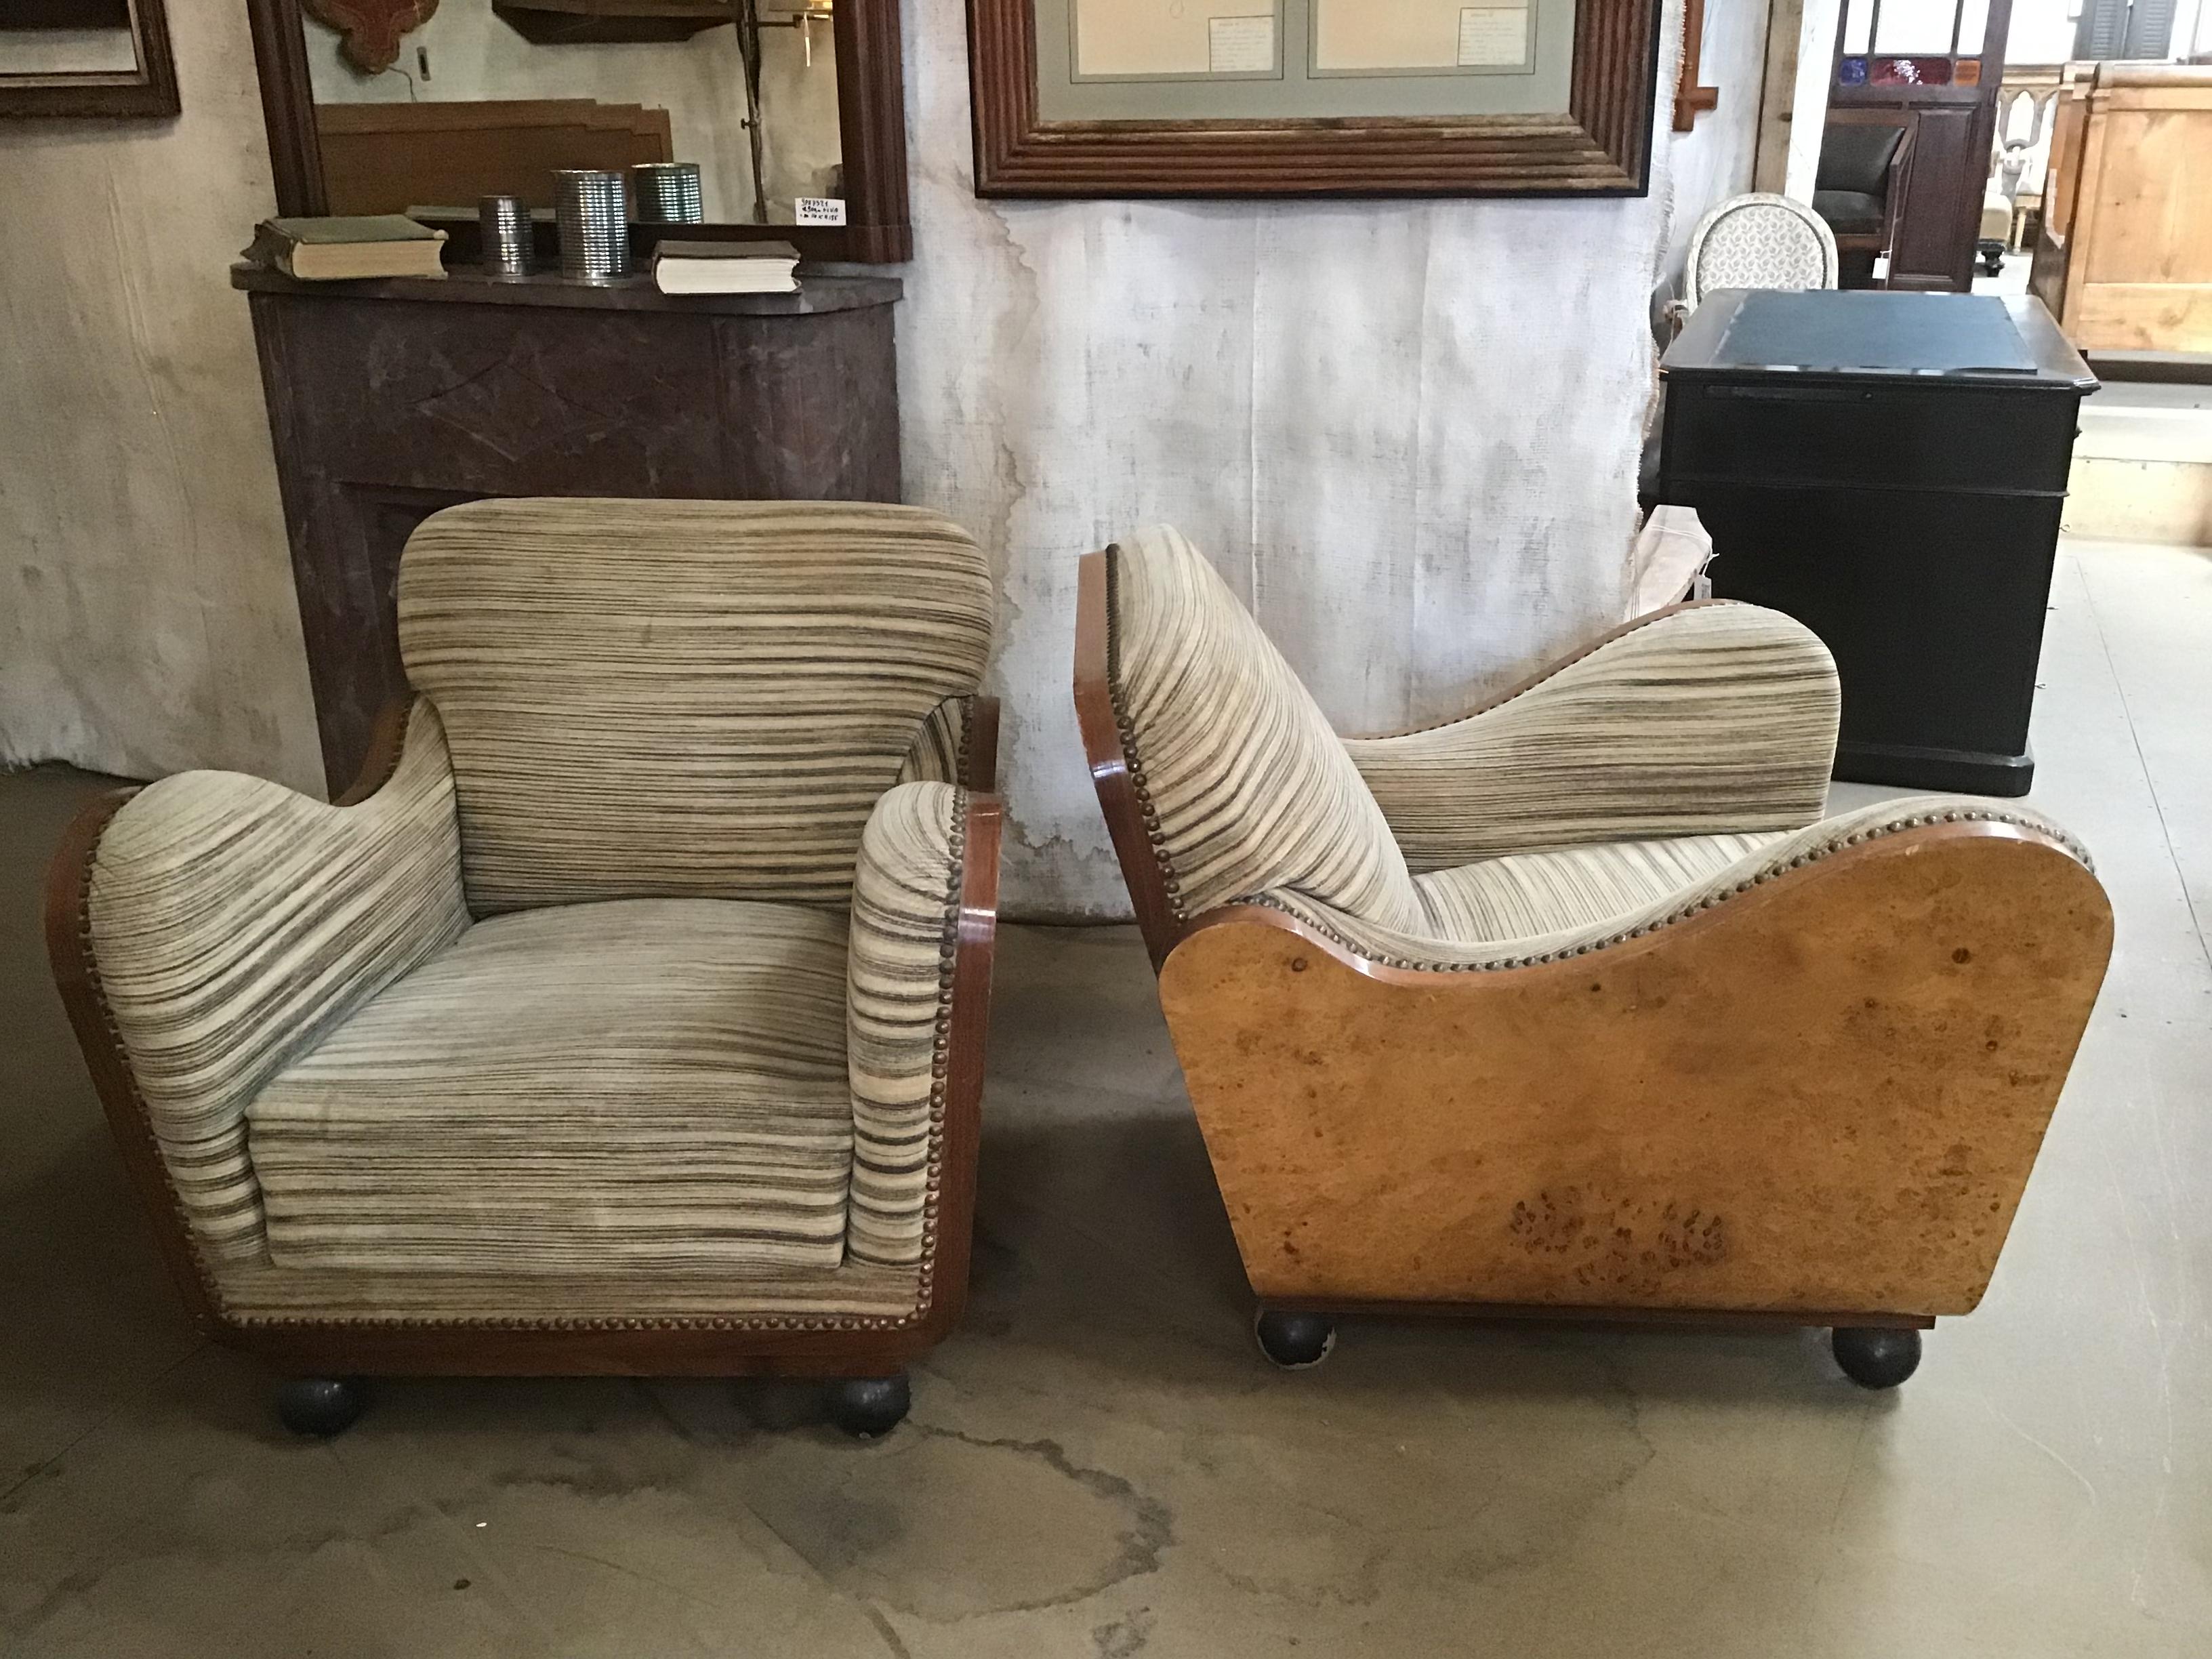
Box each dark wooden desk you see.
[1656,289,2095,797]
[234,265,903,794]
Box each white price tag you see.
[796,197,848,226]
[1208,14,1275,75]
[1458,6,1530,67]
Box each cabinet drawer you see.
[1661,377,2082,497]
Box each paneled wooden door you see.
[1826,0,2014,291]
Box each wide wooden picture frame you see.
[968,0,1664,197]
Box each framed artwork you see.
[968,0,1664,197]
[0,0,178,117]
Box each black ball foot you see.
[826,1373,911,1439]
[1831,1326,1923,1390]
[274,1376,365,1437]
[1254,1310,1336,1370]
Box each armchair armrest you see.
[897,694,1002,792]
[1343,601,1840,871]
[46,697,468,1301]
[845,780,1001,1301]
[1156,800,2107,1316]
[1245,798,2090,972]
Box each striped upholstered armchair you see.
[49,501,1001,1439]
[1076,526,2111,1389]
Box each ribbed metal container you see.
[630,161,705,224]
[554,169,632,281]
[478,194,534,278]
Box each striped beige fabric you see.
[83,700,466,1269]
[398,499,993,915]
[1344,603,1841,872]
[1414,832,1784,941]
[846,782,966,1267]
[1108,527,1425,932]
[896,695,976,787]
[216,1256,926,1326]
[1260,797,2092,972]
[249,899,855,1274]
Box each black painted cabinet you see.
[1656,289,2095,797]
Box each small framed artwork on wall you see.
[968,0,1664,197]
[0,0,178,117]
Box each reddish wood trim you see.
[0,0,180,119]
[247,0,910,262]
[966,0,1664,198]
[963,694,1002,794]
[45,735,1004,1381]
[1265,1298,1936,1332]
[333,698,413,806]
[45,787,224,1332]
[898,787,1003,1353]
[1672,0,1719,133]
[1073,547,1186,972]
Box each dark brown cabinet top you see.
[230,264,903,317]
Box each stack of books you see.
[652,239,802,296]
[243,216,448,281]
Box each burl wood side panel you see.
[1159,828,2111,1317]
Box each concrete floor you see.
[3,539,2209,1658]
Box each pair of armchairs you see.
[53,504,2110,1439]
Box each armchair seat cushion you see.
[1811,190,1885,237]
[247,899,855,1275]
[1414,832,1784,943]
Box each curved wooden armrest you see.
[1156,819,2110,1317]
[963,695,1002,794]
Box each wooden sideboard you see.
[2030,64,2212,354]
[234,266,902,793]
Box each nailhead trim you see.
[1254,806,2092,974]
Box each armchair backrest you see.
[1683,193,1839,312]
[1816,123,1907,196]
[399,499,992,914]
[1078,526,1424,960]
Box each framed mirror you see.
[0,0,179,117]
[244,0,912,262]
[968,0,1664,197]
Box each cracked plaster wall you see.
[0,0,1768,919]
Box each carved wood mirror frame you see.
[0,0,179,118]
[243,0,914,262]
[967,0,1664,198]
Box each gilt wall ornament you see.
[304,0,439,75]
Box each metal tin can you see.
[554,169,632,281]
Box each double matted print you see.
[968,0,1662,197]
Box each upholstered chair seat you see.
[1076,525,2111,1389]
[52,500,1004,1439]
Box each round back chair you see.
[1681,192,1839,313]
